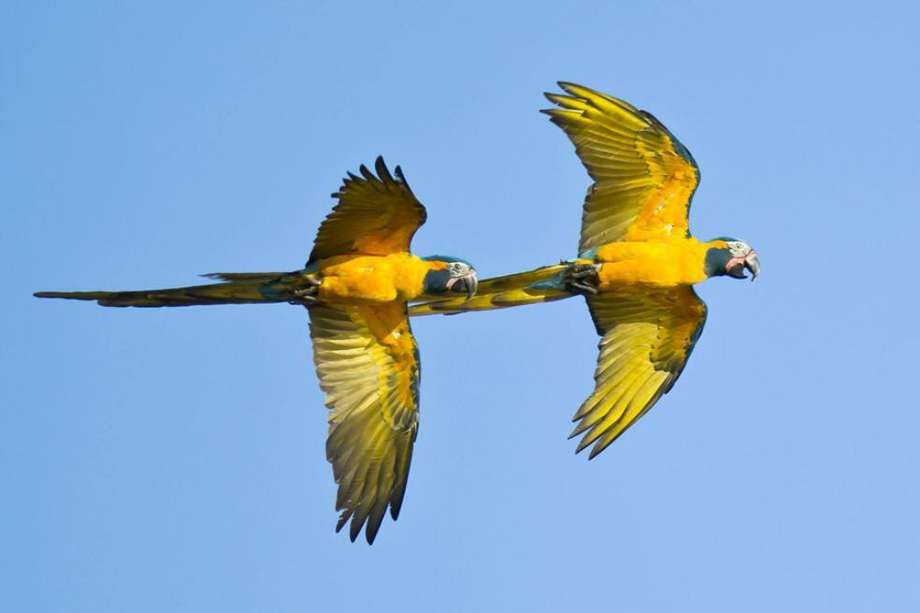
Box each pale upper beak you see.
[744,252,761,281]
[727,251,761,281]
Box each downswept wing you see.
[308,156,427,264]
[543,82,700,252]
[571,286,707,459]
[308,302,420,544]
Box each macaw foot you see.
[564,263,600,295]
[291,273,322,304]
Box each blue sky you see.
[3,1,919,611]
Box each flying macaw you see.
[410,83,760,459]
[35,157,479,544]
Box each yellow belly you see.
[316,253,428,304]
[594,239,710,289]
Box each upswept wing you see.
[308,156,427,264]
[543,82,700,252]
[308,302,420,544]
[571,286,707,459]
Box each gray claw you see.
[292,278,320,304]
[570,269,597,280]
[563,264,600,295]
[570,281,599,295]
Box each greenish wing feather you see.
[571,286,707,459]
[308,156,427,264]
[308,302,420,544]
[542,82,700,251]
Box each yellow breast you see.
[316,253,429,304]
[594,238,710,288]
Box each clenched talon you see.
[291,274,322,304]
[570,281,599,295]
[564,264,600,295]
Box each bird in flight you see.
[411,82,759,459]
[36,157,479,544]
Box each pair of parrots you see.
[36,82,759,544]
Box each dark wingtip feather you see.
[365,517,382,545]
[335,510,351,533]
[349,516,365,542]
[587,444,606,460]
[374,156,392,182]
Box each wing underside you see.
[571,286,708,458]
[308,156,427,264]
[308,302,420,543]
[543,82,700,251]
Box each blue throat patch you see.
[704,247,732,277]
[422,268,453,294]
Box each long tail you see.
[34,271,312,308]
[409,263,575,316]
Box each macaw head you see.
[705,238,761,281]
[421,256,479,299]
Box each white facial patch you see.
[726,241,752,258]
[447,262,471,277]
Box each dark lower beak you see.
[744,253,761,281]
[458,272,478,300]
[443,271,479,300]
[727,263,747,279]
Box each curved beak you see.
[444,270,479,300]
[460,271,478,300]
[744,252,761,281]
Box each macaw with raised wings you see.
[411,83,759,459]
[36,157,478,544]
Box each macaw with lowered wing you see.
[36,157,478,544]
[411,83,760,459]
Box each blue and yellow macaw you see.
[411,83,760,459]
[35,157,479,543]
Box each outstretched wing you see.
[571,286,707,459]
[308,302,420,544]
[543,82,700,252]
[308,156,427,264]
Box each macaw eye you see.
[727,241,749,256]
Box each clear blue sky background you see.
[3,2,919,611]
